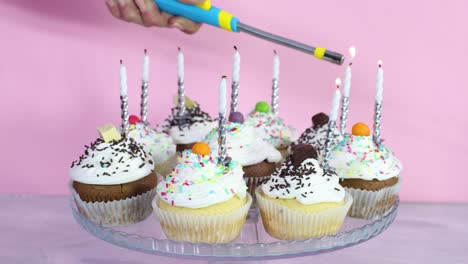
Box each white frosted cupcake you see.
[329,123,402,219]
[292,113,343,157]
[256,144,352,240]
[126,115,176,178]
[152,143,252,243]
[204,112,281,196]
[70,136,157,226]
[245,102,297,160]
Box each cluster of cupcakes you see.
[70,48,402,243]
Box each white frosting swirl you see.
[157,150,247,208]
[328,135,402,181]
[295,124,343,156]
[127,122,176,164]
[203,122,282,166]
[262,157,345,205]
[245,112,297,149]
[70,138,154,185]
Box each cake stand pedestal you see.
[71,197,398,262]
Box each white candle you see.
[142,49,150,82]
[376,60,384,102]
[273,50,280,81]
[330,78,342,121]
[120,60,128,96]
[232,46,240,82]
[219,76,227,115]
[177,47,184,81]
[343,46,356,97]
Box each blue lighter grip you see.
[154,0,240,32]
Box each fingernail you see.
[134,0,147,11]
[117,0,126,6]
[172,22,183,30]
[106,0,116,7]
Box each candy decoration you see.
[352,122,371,136]
[97,124,122,143]
[255,101,270,113]
[172,94,197,109]
[192,142,211,156]
[228,111,245,124]
[129,115,140,125]
[312,112,329,129]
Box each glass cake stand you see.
[71,197,398,261]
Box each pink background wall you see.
[0,0,467,202]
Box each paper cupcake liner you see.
[152,194,253,243]
[256,188,353,240]
[345,180,400,220]
[72,187,156,227]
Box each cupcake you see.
[126,115,176,177]
[292,113,343,157]
[204,112,282,197]
[70,134,157,226]
[152,143,252,243]
[328,122,402,220]
[245,101,296,160]
[256,144,352,240]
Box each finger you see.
[117,0,144,24]
[135,0,172,27]
[178,0,206,4]
[169,17,202,34]
[105,0,121,18]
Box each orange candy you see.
[352,122,371,136]
[192,142,211,156]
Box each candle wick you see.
[234,45,237,51]
[178,47,181,52]
[144,49,147,54]
[120,59,123,64]
[274,49,277,55]
[349,62,353,66]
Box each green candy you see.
[255,101,270,113]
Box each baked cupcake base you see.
[153,194,252,244]
[256,188,353,240]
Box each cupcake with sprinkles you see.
[256,144,352,240]
[292,112,343,157]
[204,111,281,197]
[245,101,296,161]
[153,77,252,243]
[328,122,402,219]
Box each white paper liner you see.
[345,180,400,220]
[256,188,353,240]
[152,194,253,243]
[72,187,156,227]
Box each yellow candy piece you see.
[97,124,121,142]
[172,95,197,109]
[192,142,211,156]
[352,122,371,136]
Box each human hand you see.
[105,0,204,34]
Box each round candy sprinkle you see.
[228,111,245,124]
[129,115,140,125]
[192,142,211,156]
[352,122,370,136]
[255,101,270,113]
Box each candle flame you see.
[378,60,383,67]
[335,78,342,87]
[349,46,356,60]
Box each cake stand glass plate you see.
[71,197,398,261]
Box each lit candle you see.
[120,60,129,136]
[177,47,185,116]
[323,78,342,168]
[218,76,229,164]
[231,46,240,113]
[140,49,149,123]
[373,60,384,145]
[340,46,356,134]
[271,50,280,114]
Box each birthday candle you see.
[218,76,228,164]
[323,78,342,168]
[120,60,129,136]
[177,47,185,116]
[271,50,280,114]
[231,46,240,112]
[329,78,342,121]
[140,49,149,123]
[373,60,384,144]
[340,46,356,134]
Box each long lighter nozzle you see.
[237,22,345,65]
